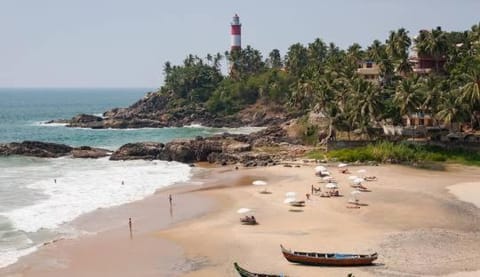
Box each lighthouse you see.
[230,14,241,51]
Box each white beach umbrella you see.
[348,175,359,180]
[351,190,361,200]
[252,180,267,186]
[315,165,327,172]
[338,163,348,168]
[322,176,333,181]
[325,183,338,189]
[285,192,297,198]
[253,180,269,193]
[320,171,330,176]
[353,178,364,185]
[284,197,296,204]
[237,208,252,214]
[357,169,367,173]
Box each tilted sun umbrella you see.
[285,192,297,198]
[320,171,330,176]
[283,197,296,204]
[325,183,338,189]
[237,208,252,214]
[338,163,348,168]
[351,190,361,200]
[315,165,327,172]
[322,176,333,181]
[353,178,364,185]
[357,169,367,173]
[252,180,267,186]
[348,175,359,180]
[253,180,269,193]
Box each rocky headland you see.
[47,92,293,129]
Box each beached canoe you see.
[280,245,377,266]
[233,262,285,277]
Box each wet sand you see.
[3,163,480,276]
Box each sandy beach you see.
[2,162,480,277]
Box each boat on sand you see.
[233,262,285,277]
[280,245,377,266]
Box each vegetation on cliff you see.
[156,22,480,140]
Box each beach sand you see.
[2,163,480,276]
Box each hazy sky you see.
[1,0,479,88]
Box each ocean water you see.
[0,88,262,268]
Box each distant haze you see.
[1,0,479,88]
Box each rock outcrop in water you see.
[0,141,110,158]
[53,92,291,129]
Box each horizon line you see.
[0,87,157,89]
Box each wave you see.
[0,157,191,233]
[0,157,192,268]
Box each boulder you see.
[0,141,72,158]
[110,142,165,160]
[72,146,110,158]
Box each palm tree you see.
[436,90,467,127]
[414,27,448,73]
[267,49,283,69]
[394,77,423,116]
[386,28,411,60]
[367,40,394,85]
[285,43,308,77]
[420,76,444,125]
[460,66,480,105]
[459,66,480,128]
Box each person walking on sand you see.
[169,194,173,207]
[54,179,56,184]
[128,218,132,239]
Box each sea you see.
[0,88,261,268]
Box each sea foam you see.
[0,157,191,233]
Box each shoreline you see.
[0,165,220,276]
[2,162,480,276]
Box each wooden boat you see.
[233,262,285,277]
[280,245,377,266]
[289,200,305,207]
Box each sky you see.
[1,0,479,88]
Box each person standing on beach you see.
[128,218,132,239]
[54,179,56,184]
[169,194,173,207]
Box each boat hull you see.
[280,245,377,266]
[233,262,284,277]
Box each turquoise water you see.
[0,88,233,149]
[0,88,262,268]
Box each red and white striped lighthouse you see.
[230,14,241,51]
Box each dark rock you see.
[72,147,110,158]
[110,142,164,160]
[0,141,72,158]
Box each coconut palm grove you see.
[160,23,480,143]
